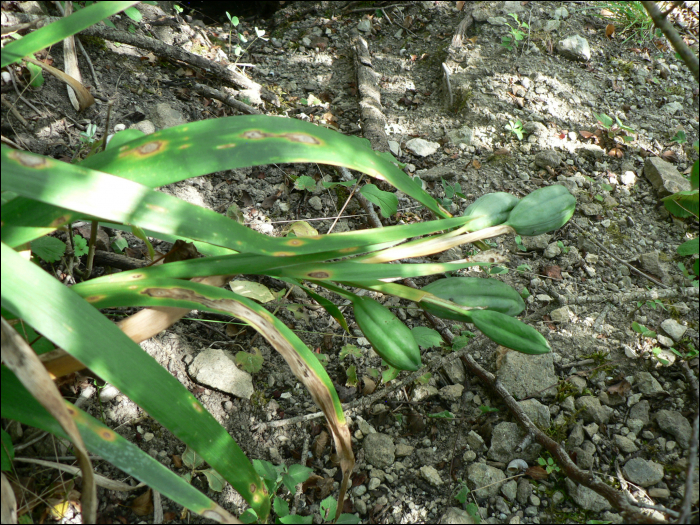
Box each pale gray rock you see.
[363,433,395,468]
[655,410,691,449]
[623,458,664,487]
[188,349,253,399]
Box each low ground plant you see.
[1,3,577,522]
[501,13,529,52]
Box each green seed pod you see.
[462,192,520,231]
[353,296,422,371]
[421,277,525,322]
[504,185,576,236]
[469,309,551,355]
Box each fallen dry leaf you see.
[312,431,329,458]
[544,265,562,280]
[607,379,631,396]
[130,488,153,516]
[361,376,376,395]
[526,465,549,480]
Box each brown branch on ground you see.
[6,12,280,107]
[641,1,699,82]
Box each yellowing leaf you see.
[236,348,264,374]
[283,221,319,237]
[229,280,275,303]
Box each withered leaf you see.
[544,265,562,281]
[607,379,631,396]
[526,465,549,480]
[312,431,329,458]
[261,193,279,209]
[164,239,199,263]
[361,377,376,396]
[130,488,153,516]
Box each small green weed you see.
[555,381,577,404]
[505,119,524,140]
[30,233,89,266]
[632,321,656,338]
[454,481,481,524]
[583,1,657,45]
[538,455,560,475]
[450,330,476,351]
[225,12,269,64]
[662,142,698,282]
[180,445,227,492]
[440,178,466,208]
[240,458,360,523]
[593,112,636,143]
[636,299,667,312]
[501,13,529,51]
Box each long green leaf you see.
[71,275,355,516]
[0,243,271,518]
[1,146,468,253]
[1,2,139,68]
[80,116,450,218]
[265,260,487,281]
[1,367,238,523]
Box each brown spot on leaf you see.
[99,429,117,441]
[242,130,267,140]
[307,271,330,279]
[135,141,166,157]
[282,133,321,145]
[50,215,71,227]
[9,150,51,168]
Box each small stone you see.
[648,488,670,499]
[353,485,367,497]
[614,435,638,453]
[395,444,414,457]
[656,334,674,348]
[583,423,599,438]
[623,458,664,487]
[420,465,443,486]
[502,480,518,501]
[660,319,687,341]
[99,384,120,403]
[363,433,395,468]
[550,306,572,323]
[655,410,692,449]
[405,138,440,157]
[627,419,644,435]
[357,19,372,32]
[634,372,665,395]
[543,242,562,259]
[412,385,438,402]
[439,384,464,402]
[463,450,477,462]
[308,195,323,211]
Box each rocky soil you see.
[2,1,699,524]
